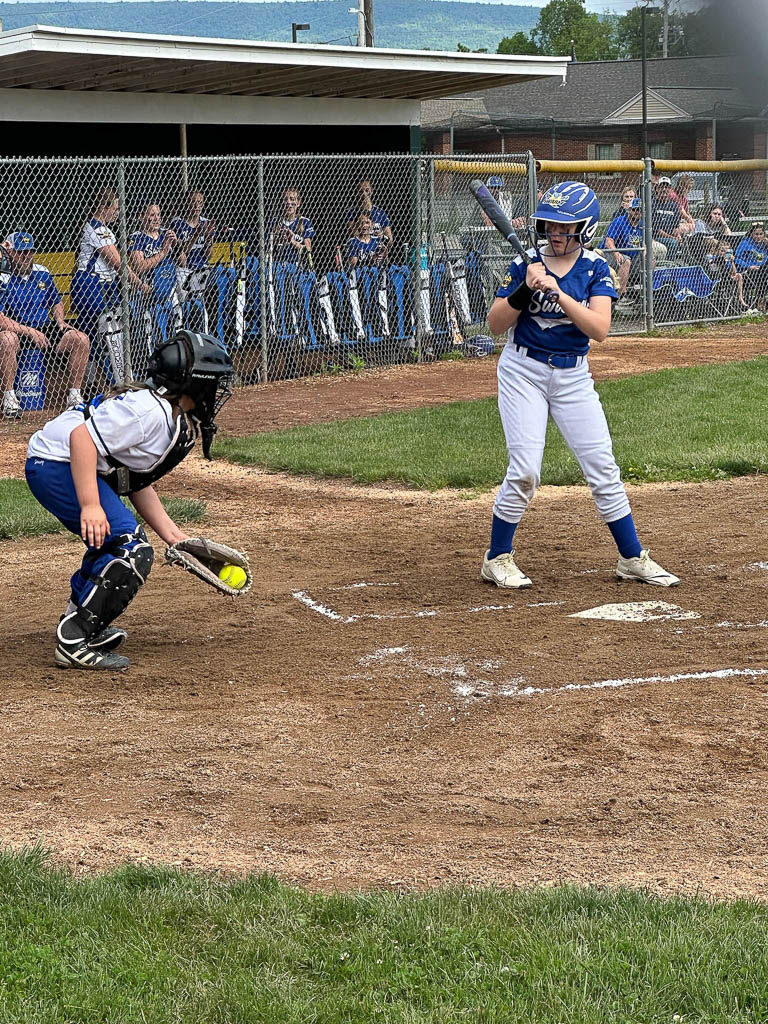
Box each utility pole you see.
[641,5,648,157]
[291,22,310,43]
[363,0,374,47]
[357,0,365,47]
[661,0,670,58]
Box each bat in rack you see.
[468,179,559,303]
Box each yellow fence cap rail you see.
[653,159,768,173]
[537,159,646,173]
[433,160,527,175]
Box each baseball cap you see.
[657,176,672,185]
[8,231,35,251]
[629,197,642,209]
[486,175,503,188]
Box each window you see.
[649,142,673,159]
[588,143,623,161]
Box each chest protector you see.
[84,397,197,495]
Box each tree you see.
[531,0,617,61]
[497,32,541,56]
[457,42,489,53]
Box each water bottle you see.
[420,245,428,272]
[15,346,46,410]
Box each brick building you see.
[422,55,767,165]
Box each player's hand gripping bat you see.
[469,179,559,303]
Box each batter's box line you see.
[291,590,551,623]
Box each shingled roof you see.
[423,54,762,130]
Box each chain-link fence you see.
[1,153,766,429]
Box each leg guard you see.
[58,527,154,650]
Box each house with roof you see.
[422,55,767,165]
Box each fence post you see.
[116,159,133,383]
[257,157,268,384]
[642,156,655,333]
[527,151,538,219]
[427,157,435,253]
[412,155,423,362]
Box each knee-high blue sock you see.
[489,513,518,559]
[607,513,642,559]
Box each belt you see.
[514,344,583,369]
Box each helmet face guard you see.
[146,330,234,459]
[531,182,600,251]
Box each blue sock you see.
[489,513,518,559]
[607,513,643,559]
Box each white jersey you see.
[76,218,118,279]
[27,390,179,476]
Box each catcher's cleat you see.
[2,390,22,420]
[89,625,128,653]
[54,641,130,671]
[481,549,533,589]
[616,549,680,587]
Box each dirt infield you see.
[2,326,768,897]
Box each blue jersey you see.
[130,229,177,298]
[495,248,617,357]
[346,204,390,239]
[346,236,384,264]
[734,238,768,271]
[169,216,211,269]
[129,229,171,259]
[0,263,61,329]
[274,215,314,262]
[604,214,644,258]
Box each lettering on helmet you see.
[545,190,568,209]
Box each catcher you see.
[25,329,252,672]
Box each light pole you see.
[641,5,658,159]
[291,22,310,43]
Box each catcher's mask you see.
[530,181,600,251]
[146,330,233,459]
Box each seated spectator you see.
[734,223,768,310]
[706,240,750,311]
[603,198,644,295]
[273,188,314,266]
[705,205,734,240]
[0,232,89,418]
[346,213,388,268]
[170,189,215,280]
[345,180,392,247]
[670,175,696,238]
[651,176,682,260]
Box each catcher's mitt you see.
[165,537,253,596]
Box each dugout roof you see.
[0,25,569,100]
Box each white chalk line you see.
[508,667,768,699]
[291,591,437,623]
[717,620,768,630]
[327,582,401,591]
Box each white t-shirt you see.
[27,390,180,476]
[76,218,118,279]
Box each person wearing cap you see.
[603,198,645,295]
[651,176,681,260]
[345,180,392,248]
[0,232,89,419]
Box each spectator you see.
[129,203,178,282]
[705,205,734,240]
[0,232,89,418]
[609,187,638,221]
[345,180,392,247]
[346,212,387,268]
[670,175,696,238]
[170,189,215,279]
[273,188,315,266]
[129,204,179,366]
[706,239,750,311]
[734,223,768,310]
[651,176,682,260]
[603,198,644,295]
[71,188,148,347]
[718,186,748,226]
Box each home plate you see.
[570,601,700,622]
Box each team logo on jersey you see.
[502,274,512,287]
[38,281,46,290]
[544,189,568,209]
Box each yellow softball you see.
[218,563,247,590]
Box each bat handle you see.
[544,288,560,303]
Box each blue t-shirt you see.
[346,204,390,239]
[346,236,384,265]
[495,248,617,357]
[274,215,315,263]
[734,238,768,271]
[169,216,212,269]
[130,229,177,297]
[651,199,681,237]
[0,263,61,329]
[604,214,644,259]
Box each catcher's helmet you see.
[532,181,600,248]
[146,330,233,459]
[466,334,495,358]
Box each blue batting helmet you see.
[486,175,503,189]
[533,181,601,247]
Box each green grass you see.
[0,849,766,1023]
[0,479,206,541]
[654,313,766,338]
[218,357,768,489]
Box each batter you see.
[482,181,679,589]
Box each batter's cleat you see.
[481,549,533,589]
[66,388,84,409]
[616,549,680,587]
[2,390,21,420]
[89,625,128,653]
[54,641,130,671]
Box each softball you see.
[218,563,247,590]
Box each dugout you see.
[0,25,569,158]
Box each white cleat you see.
[616,549,680,587]
[66,388,84,409]
[2,390,22,419]
[481,549,533,589]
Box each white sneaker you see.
[66,388,84,409]
[481,549,532,589]
[616,549,680,587]
[2,390,21,419]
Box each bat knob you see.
[544,289,560,303]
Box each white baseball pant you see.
[494,343,631,525]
